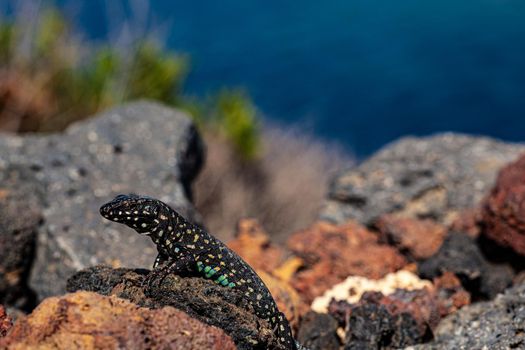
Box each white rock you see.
[311,270,432,313]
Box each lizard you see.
[100,193,304,350]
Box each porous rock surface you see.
[322,133,524,226]
[408,282,525,349]
[320,273,470,349]
[66,265,285,350]
[0,101,204,299]
[342,301,424,349]
[432,272,471,317]
[483,153,525,256]
[0,291,235,350]
[288,221,407,303]
[328,288,451,349]
[375,215,447,260]
[0,305,12,337]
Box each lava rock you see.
[67,265,286,350]
[449,208,483,238]
[328,288,440,349]
[321,134,524,226]
[297,312,340,350]
[0,101,204,299]
[344,303,422,350]
[418,233,512,299]
[0,166,44,310]
[375,215,447,260]
[482,153,525,256]
[0,305,12,337]
[0,291,236,350]
[288,221,407,303]
[410,282,525,349]
[324,273,469,332]
[432,272,471,317]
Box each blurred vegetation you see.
[0,7,260,159]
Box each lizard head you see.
[100,193,160,234]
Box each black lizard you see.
[100,193,302,350]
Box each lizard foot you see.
[142,267,170,292]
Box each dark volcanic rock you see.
[321,134,524,226]
[325,275,471,349]
[297,312,340,350]
[67,265,285,350]
[0,291,236,350]
[344,303,422,350]
[0,101,204,299]
[418,233,513,299]
[411,282,525,349]
[329,288,439,349]
[0,166,44,310]
[482,154,525,256]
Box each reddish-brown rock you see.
[287,221,407,303]
[483,154,525,255]
[0,305,12,337]
[433,272,471,316]
[0,291,236,350]
[375,215,447,260]
[228,219,284,273]
[450,208,482,238]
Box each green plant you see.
[212,89,260,159]
[0,5,260,157]
[0,23,14,64]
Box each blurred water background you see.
[55,0,525,157]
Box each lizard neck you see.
[149,203,183,248]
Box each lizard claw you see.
[142,268,167,292]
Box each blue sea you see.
[56,1,525,156]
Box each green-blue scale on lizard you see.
[100,193,301,350]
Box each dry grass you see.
[193,125,353,242]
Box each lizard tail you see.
[294,340,310,350]
[275,312,310,350]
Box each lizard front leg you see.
[153,253,169,269]
[144,251,196,289]
[141,253,169,288]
